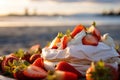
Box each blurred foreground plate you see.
[0,75,86,80]
[0,75,15,80]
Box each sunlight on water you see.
[0,15,120,27]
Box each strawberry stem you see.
[66,29,71,37]
[47,71,56,80]
[90,61,112,80]
[57,32,64,38]
[92,21,96,27]
[91,62,95,72]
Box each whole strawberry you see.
[86,60,118,80]
[11,49,31,62]
[49,32,63,49]
[29,44,42,54]
[1,56,18,73]
[87,22,101,41]
[0,56,4,71]
[29,54,41,63]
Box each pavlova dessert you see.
[42,22,120,75]
[0,22,120,80]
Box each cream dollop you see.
[101,33,115,47]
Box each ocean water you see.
[0,14,120,27]
[0,14,120,54]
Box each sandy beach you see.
[0,24,120,55]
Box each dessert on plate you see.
[0,22,120,80]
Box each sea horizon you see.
[0,13,120,27]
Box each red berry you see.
[23,65,47,79]
[82,34,98,46]
[48,70,78,80]
[22,52,31,62]
[87,24,101,41]
[71,24,85,38]
[1,56,18,72]
[61,35,69,49]
[32,58,44,69]
[56,61,83,78]
[13,70,30,80]
[30,44,42,54]
[29,54,41,63]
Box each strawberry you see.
[55,61,83,78]
[82,34,98,46]
[32,57,44,69]
[22,52,31,62]
[29,54,41,63]
[87,22,101,41]
[11,49,31,62]
[13,60,33,80]
[86,61,118,80]
[118,64,120,80]
[30,44,42,54]
[70,24,85,38]
[47,70,78,80]
[0,56,4,71]
[49,32,63,49]
[13,70,31,80]
[23,65,47,79]
[1,56,18,72]
[115,43,120,56]
[61,35,69,49]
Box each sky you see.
[0,0,120,15]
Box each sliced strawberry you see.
[55,61,83,78]
[49,33,63,49]
[82,34,98,46]
[47,70,78,80]
[70,24,85,38]
[32,58,44,69]
[23,65,47,79]
[29,54,41,63]
[30,44,42,54]
[87,22,101,41]
[61,35,68,49]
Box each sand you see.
[0,24,120,55]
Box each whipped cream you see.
[42,30,120,75]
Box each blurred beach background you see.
[0,0,120,55]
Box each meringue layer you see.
[42,42,119,74]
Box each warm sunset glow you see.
[0,0,119,16]
[0,0,30,15]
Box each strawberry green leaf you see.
[14,49,25,58]
[66,29,71,37]
[92,21,96,27]
[57,32,64,38]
